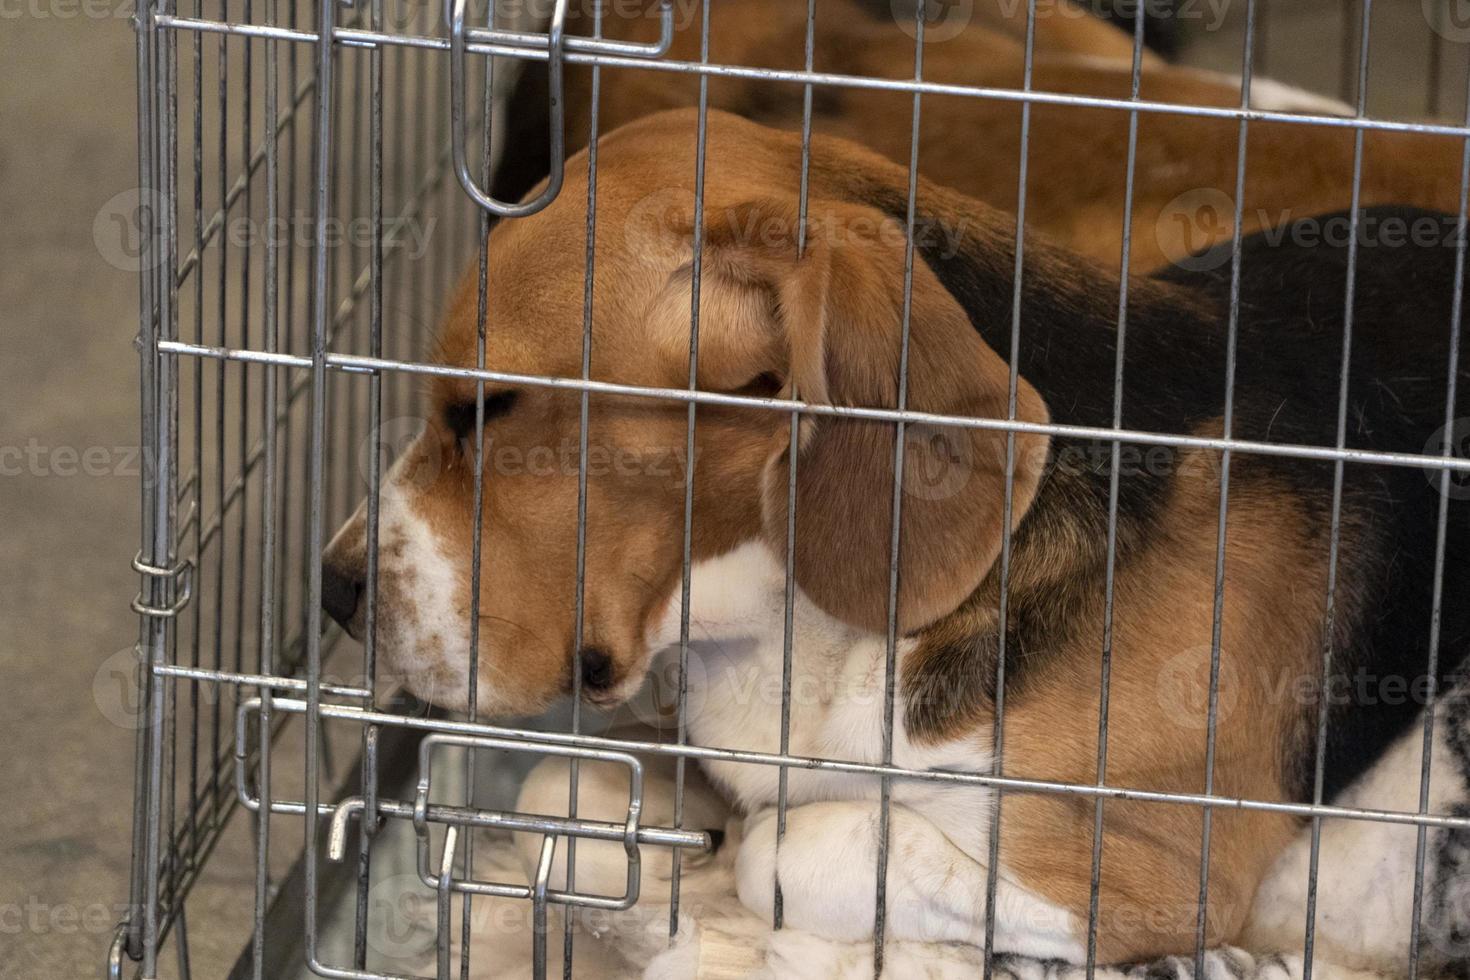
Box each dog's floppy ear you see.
[675,198,1050,633]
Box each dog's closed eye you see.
[729,371,784,399]
[443,390,517,442]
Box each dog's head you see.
[321,109,1050,717]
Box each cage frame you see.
[112,1,1470,978]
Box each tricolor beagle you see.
[321,109,1470,964]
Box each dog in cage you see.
[316,2,1470,976]
[320,108,1470,972]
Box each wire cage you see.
[112,0,1470,977]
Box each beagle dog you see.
[523,0,1463,272]
[321,109,1470,964]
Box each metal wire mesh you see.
[112,1,1470,978]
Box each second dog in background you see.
[501,0,1464,272]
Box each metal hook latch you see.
[130,551,194,619]
[448,0,676,217]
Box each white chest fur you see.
[642,542,1083,958]
[644,542,994,858]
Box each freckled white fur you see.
[643,541,1084,960]
[352,441,524,717]
[1243,705,1470,974]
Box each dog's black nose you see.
[580,648,614,692]
[321,562,362,631]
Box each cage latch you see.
[130,551,194,620]
[324,731,709,976]
[448,0,675,217]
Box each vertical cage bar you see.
[670,0,713,939]
[564,0,609,973]
[236,0,255,769]
[251,0,284,969]
[1084,4,1150,974]
[437,825,460,980]
[772,0,816,931]
[1193,2,1258,972]
[1429,0,1446,118]
[211,0,232,825]
[138,0,182,964]
[1339,0,1361,106]
[460,0,498,971]
[981,2,1035,975]
[351,0,388,967]
[1406,64,1470,980]
[872,2,925,972]
[1302,4,1374,978]
[288,0,308,659]
[161,0,182,936]
[301,0,337,967]
[184,0,205,886]
[127,0,158,961]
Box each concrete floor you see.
[1,9,156,980]
[2,2,1465,978]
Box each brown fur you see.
[559,0,1463,272]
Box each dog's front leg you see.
[734,799,1084,961]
